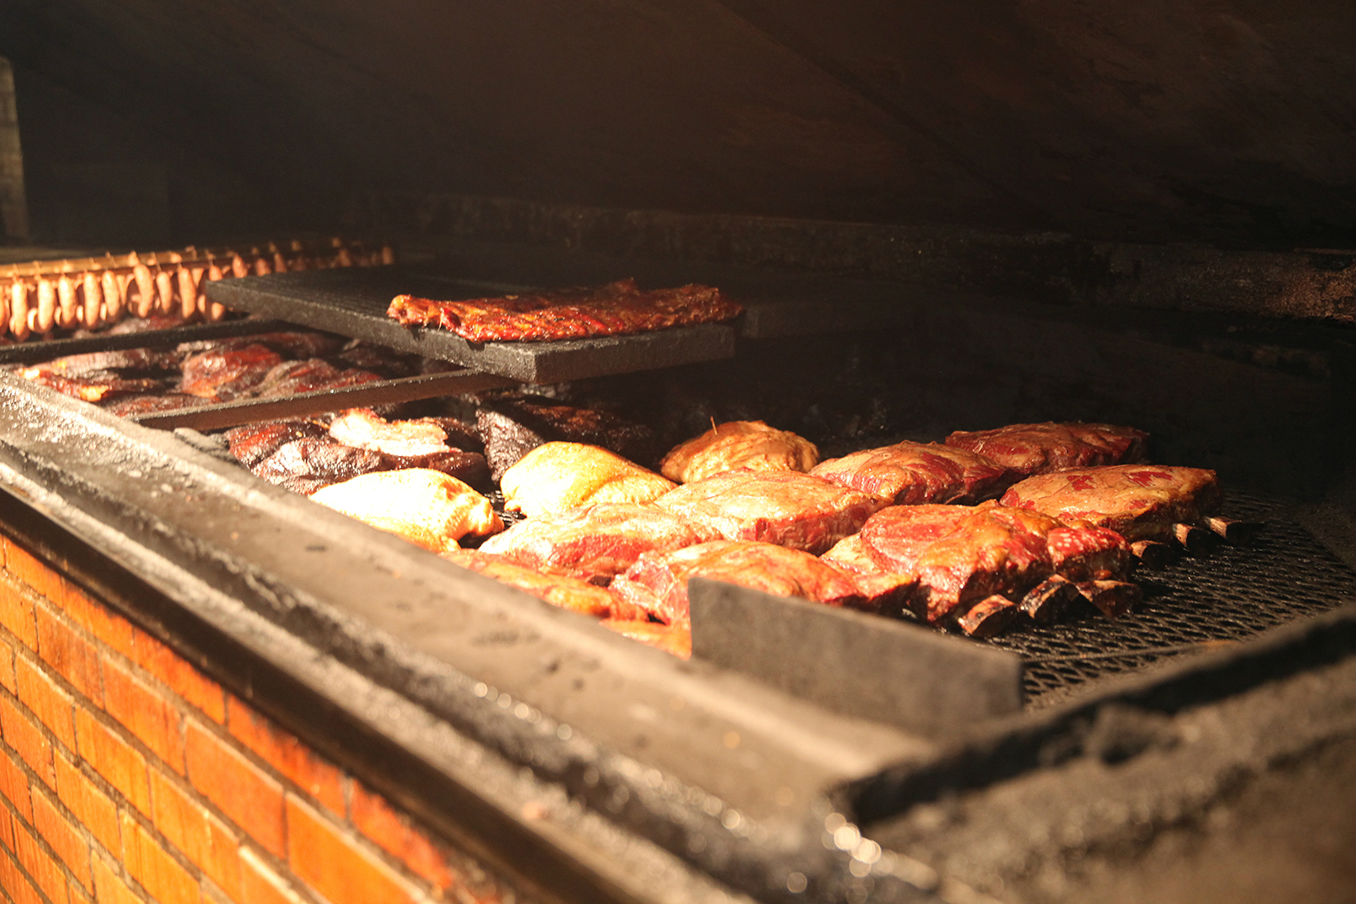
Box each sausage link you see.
[57,274,78,328]
[35,277,57,332]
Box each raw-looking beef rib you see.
[309,468,502,553]
[810,440,1010,505]
[659,420,819,483]
[945,421,1148,478]
[478,502,718,583]
[387,277,742,342]
[500,442,675,518]
[998,464,1240,557]
[441,549,633,619]
[476,396,659,482]
[822,502,1137,636]
[611,539,867,627]
[653,469,887,554]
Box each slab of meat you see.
[309,469,502,553]
[652,469,886,554]
[599,618,692,659]
[478,502,719,583]
[659,420,819,483]
[22,346,183,378]
[999,465,1223,543]
[387,278,742,342]
[224,420,329,468]
[611,539,867,627]
[251,436,390,495]
[329,408,459,458]
[442,549,629,619]
[823,502,1136,635]
[233,419,488,494]
[810,440,1011,505]
[19,367,167,404]
[944,421,1148,478]
[250,359,385,397]
[178,343,284,400]
[476,395,659,481]
[103,393,204,417]
[500,442,675,518]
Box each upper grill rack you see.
[987,492,1355,706]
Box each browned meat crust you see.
[612,539,866,627]
[387,278,741,342]
[944,421,1148,477]
[476,396,659,481]
[659,420,819,483]
[810,440,1011,504]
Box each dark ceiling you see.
[2,0,1353,247]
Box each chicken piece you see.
[652,469,886,554]
[611,539,867,627]
[659,420,819,483]
[998,465,1222,542]
[441,549,628,618]
[310,469,502,553]
[479,502,718,583]
[499,442,675,518]
[599,618,692,659]
[945,421,1148,478]
[810,440,1011,505]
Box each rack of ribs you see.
[822,502,1138,636]
[611,539,869,628]
[809,439,1011,504]
[386,277,742,342]
[998,464,1253,562]
[652,469,887,554]
[478,502,719,584]
[944,421,1148,479]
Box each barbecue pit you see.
[0,4,1353,903]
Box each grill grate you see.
[985,492,1355,707]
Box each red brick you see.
[286,795,417,904]
[15,655,76,751]
[0,646,15,694]
[121,812,201,904]
[184,721,285,859]
[0,804,13,852]
[0,578,38,649]
[132,632,225,724]
[59,584,136,662]
[0,693,55,788]
[150,769,241,903]
[75,709,151,817]
[92,854,142,904]
[0,844,45,904]
[2,542,64,606]
[34,606,103,706]
[238,849,302,904]
[350,782,459,892]
[102,658,185,775]
[11,811,69,904]
[32,788,92,893]
[54,754,120,857]
[0,745,34,822]
[225,697,345,817]
[68,880,93,904]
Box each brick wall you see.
[0,529,517,904]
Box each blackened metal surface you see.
[205,266,738,383]
[690,579,1024,733]
[128,369,516,431]
[0,316,296,364]
[986,492,1356,706]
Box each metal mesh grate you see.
[982,492,1355,708]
